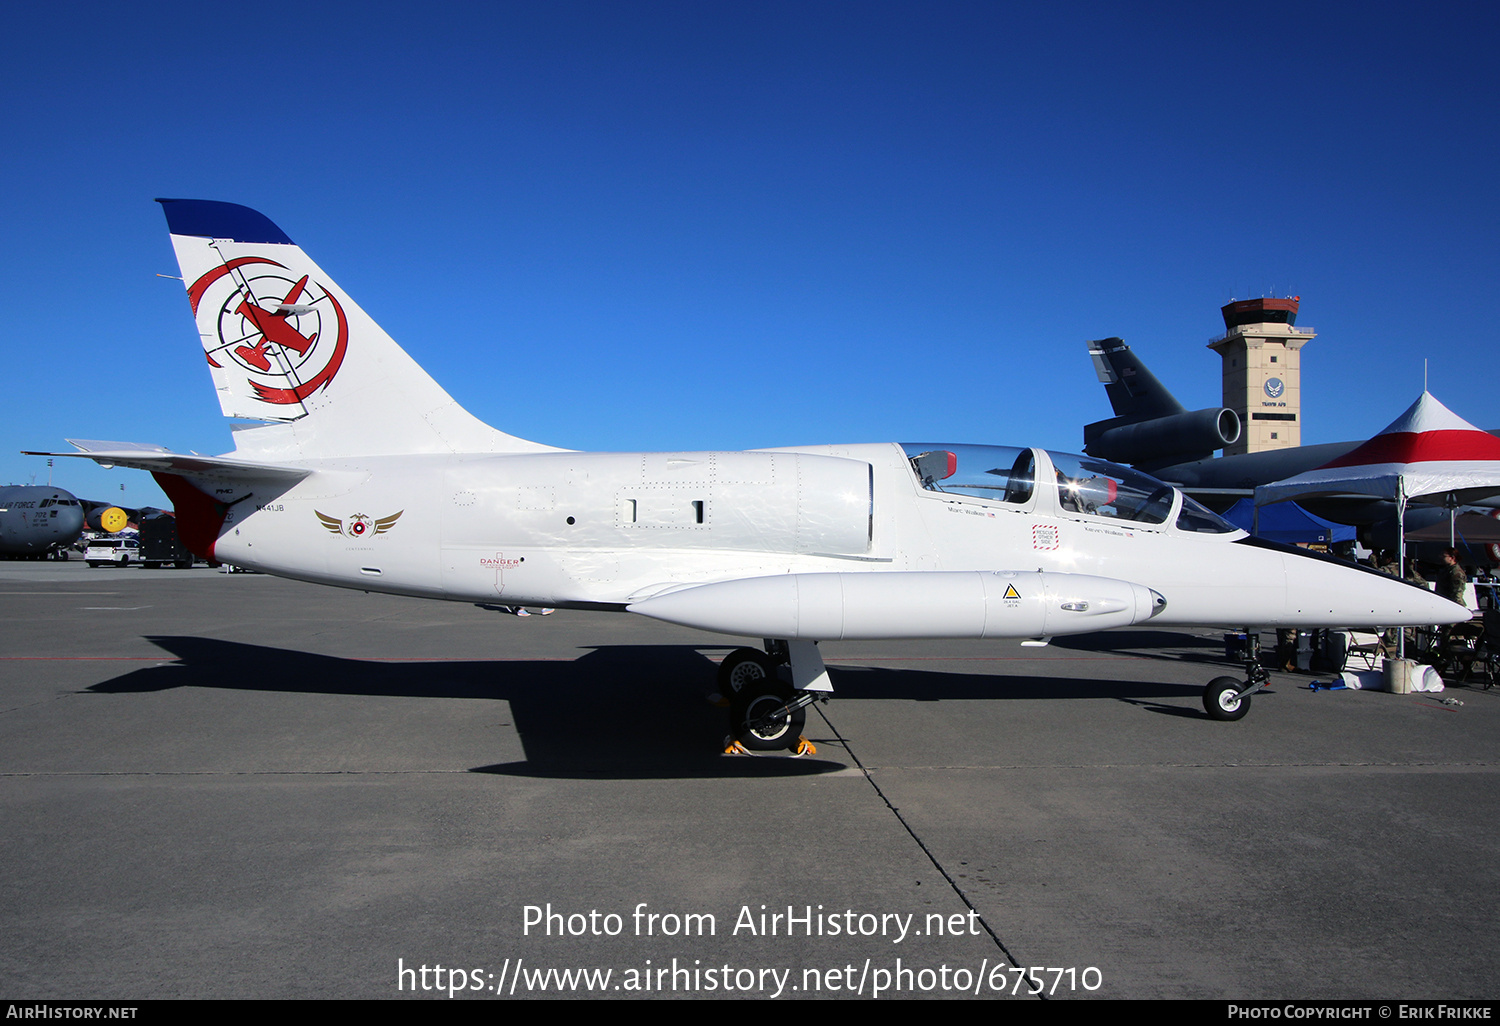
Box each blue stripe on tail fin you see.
[156,198,295,245]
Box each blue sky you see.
[3,1,1496,508]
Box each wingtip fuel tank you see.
[628,570,1166,641]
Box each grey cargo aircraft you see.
[0,486,86,558]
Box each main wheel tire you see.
[718,648,776,698]
[1204,676,1251,721]
[730,684,806,751]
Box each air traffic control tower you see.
[1208,297,1316,456]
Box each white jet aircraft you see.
[31,200,1468,749]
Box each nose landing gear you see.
[1203,660,1270,721]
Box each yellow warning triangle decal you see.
[1003,584,1021,599]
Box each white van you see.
[84,537,140,567]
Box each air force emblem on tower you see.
[1263,377,1285,399]
[315,510,403,538]
[188,257,349,405]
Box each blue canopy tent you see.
[1222,499,1355,545]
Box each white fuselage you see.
[204,443,1454,634]
[37,200,1468,668]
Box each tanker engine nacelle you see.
[1084,407,1241,468]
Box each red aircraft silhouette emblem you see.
[186,257,349,405]
[233,275,316,372]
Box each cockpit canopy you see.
[908,444,1037,505]
[902,443,1238,534]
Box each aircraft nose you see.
[56,506,85,542]
[52,504,85,546]
[1408,588,1472,626]
[1280,549,1471,627]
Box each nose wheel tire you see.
[1204,676,1251,721]
[730,684,806,751]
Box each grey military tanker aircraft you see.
[1082,335,1356,490]
[1081,337,1500,540]
[28,201,1468,748]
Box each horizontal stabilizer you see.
[23,440,310,482]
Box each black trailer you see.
[140,513,195,569]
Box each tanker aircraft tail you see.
[1083,337,1241,471]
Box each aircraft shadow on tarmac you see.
[85,636,1211,778]
[1049,628,1228,664]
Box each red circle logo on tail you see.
[188,257,348,405]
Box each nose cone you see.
[1117,582,1167,623]
[1279,548,1470,627]
[56,505,85,544]
[1152,537,1471,629]
[1146,588,1168,619]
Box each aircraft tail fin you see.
[156,199,559,459]
[1086,337,1187,420]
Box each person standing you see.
[1436,548,1468,607]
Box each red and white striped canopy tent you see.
[1254,391,1500,652]
[1255,391,1500,509]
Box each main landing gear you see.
[718,639,827,755]
[1202,660,1270,721]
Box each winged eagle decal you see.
[315,510,404,538]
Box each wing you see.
[372,510,404,534]
[314,510,344,534]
